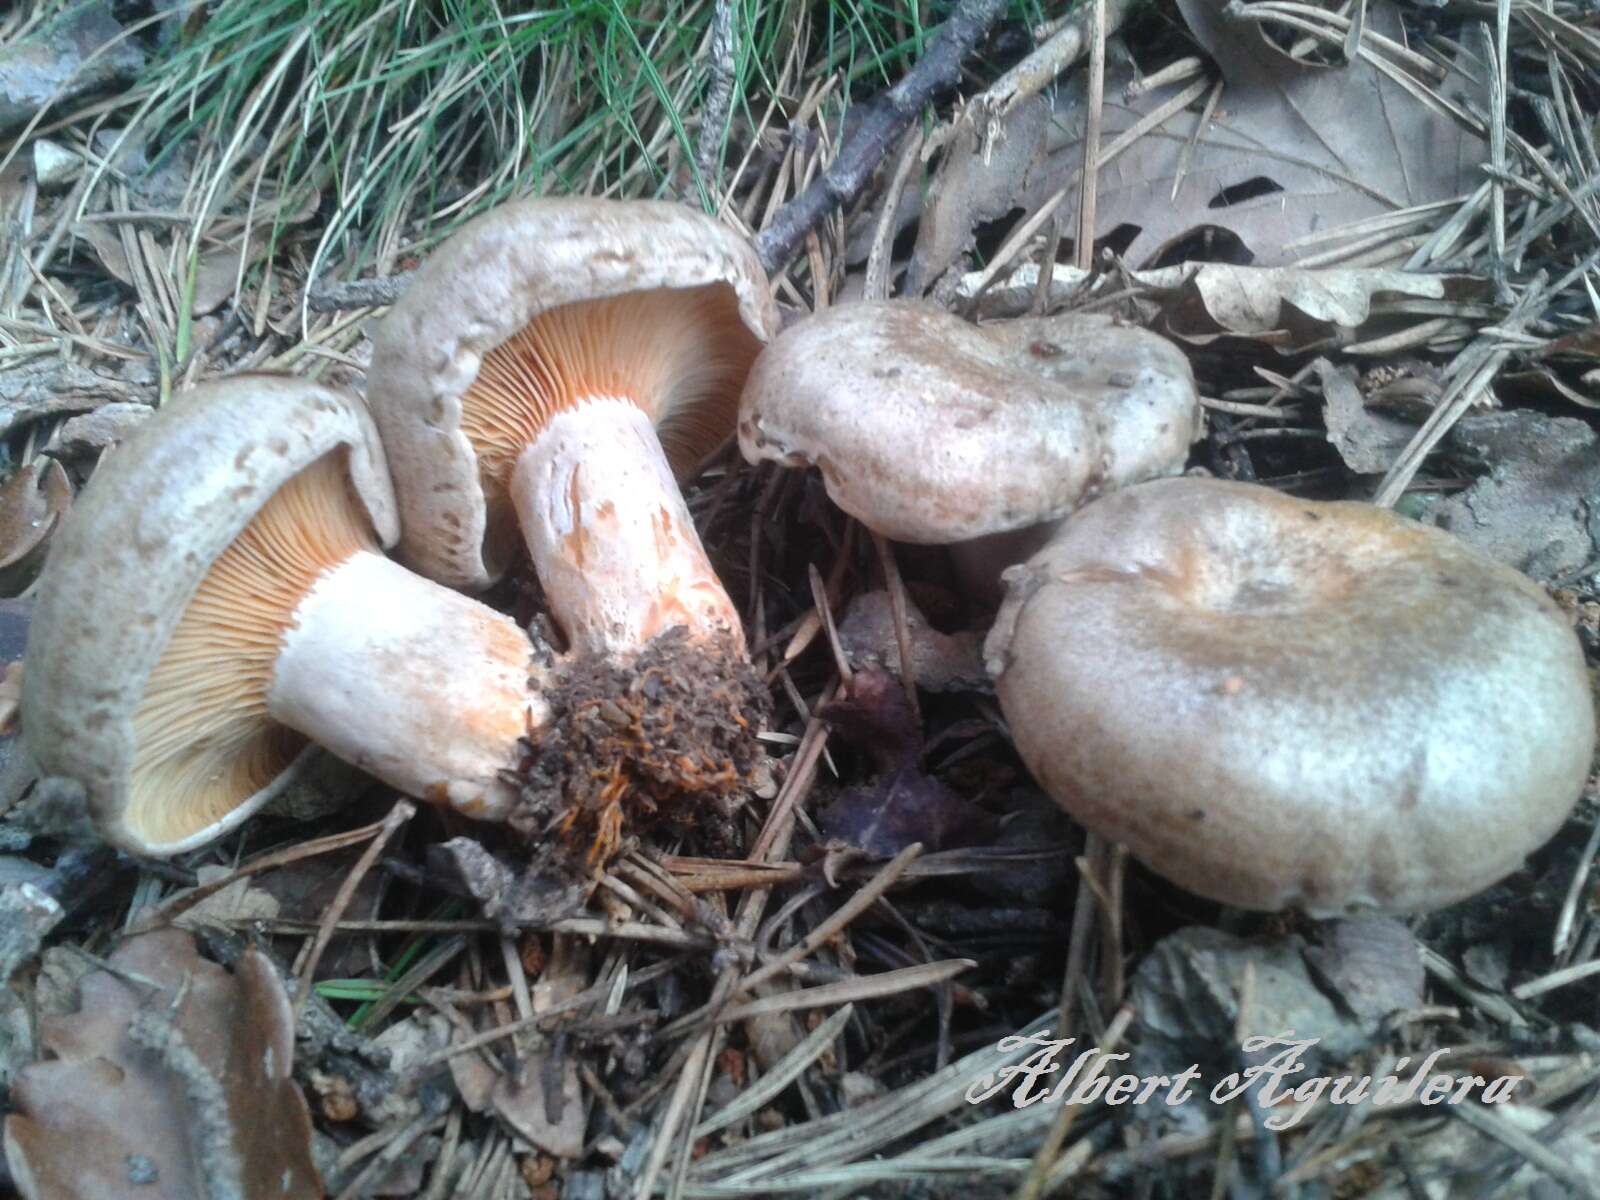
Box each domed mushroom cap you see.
[737,302,1200,543]
[21,376,397,855]
[369,197,779,590]
[984,476,1595,916]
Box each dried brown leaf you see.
[0,460,69,591]
[69,221,136,289]
[445,1026,497,1114]
[1538,325,1600,362]
[1038,0,1484,267]
[191,242,270,317]
[3,928,321,1200]
[1165,263,1481,337]
[492,938,588,1159]
[903,97,1054,295]
[170,865,281,933]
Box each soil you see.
[510,627,772,870]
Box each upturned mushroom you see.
[983,476,1596,915]
[22,375,545,856]
[367,198,777,865]
[368,197,777,660]
[737,302,1201,580]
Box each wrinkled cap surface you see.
[984,476,1595,916]
[21,375,397,855]
[369,196,779,589]
[738,302,1201,543]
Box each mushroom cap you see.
[21,375,398,855]
[984,476,1596,915]
[737,302,1201,543]
[368,197,779,590]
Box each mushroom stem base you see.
[268,551,545,820]
[510,626,769,870]
[511,398,744,657]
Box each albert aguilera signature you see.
[965,1032,1522,1129]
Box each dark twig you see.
[0,845,121,984]
[126,1007,244,1200]
[303,272,413,313]
[753,0,1007,275]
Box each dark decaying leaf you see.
[836,591,987,694]
[817,669,924,774]
[4,927,321,1200]
[819,767,996,858]
[1502,366,1600,410]
[1301,916,1424,1026]
[817,670,996,856]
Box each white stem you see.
[510,398,743,657]
[268,551,545,820]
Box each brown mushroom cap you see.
[984,476,1595,915]
[21,376,397,855]
[737,302,1201,543]
[369,197,779,589]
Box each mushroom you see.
[737,301,1201,591]
[368,197,778,660]
[983,476,1596,915]
[22,375,546,856]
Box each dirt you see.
[510,627,772,870]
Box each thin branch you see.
[696,0,739,191]
[753,0,1006,275]
[1074,0,1107,271]
[303,272,411,312]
